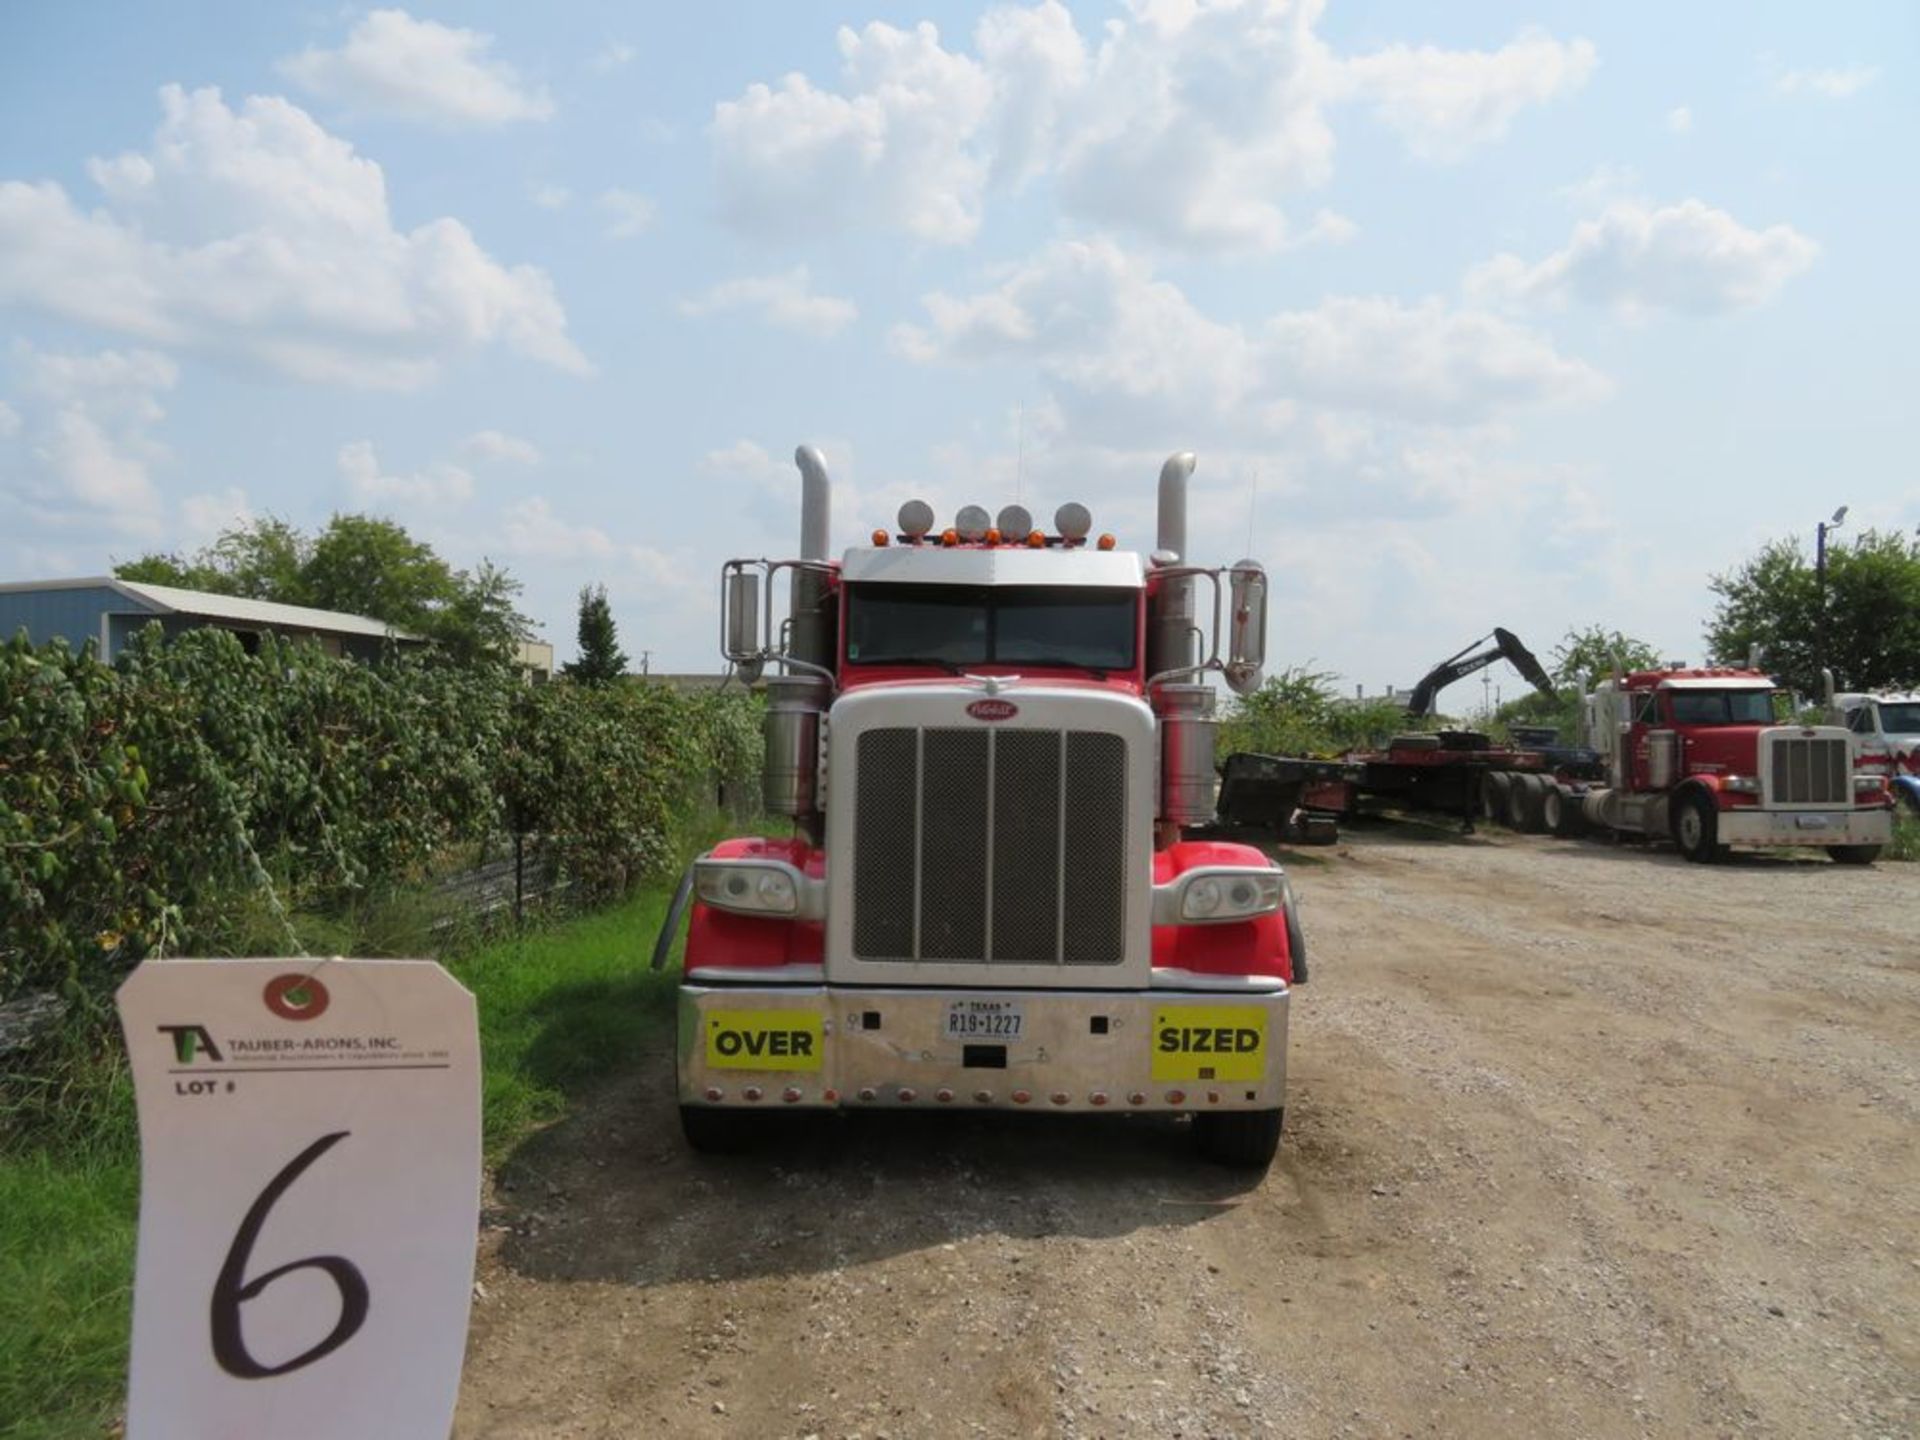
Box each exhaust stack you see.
[1150,452,1198,676]
[790,446,833,667]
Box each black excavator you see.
[1403,627,1556,717]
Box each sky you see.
[1,1,1914,693]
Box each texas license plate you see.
[944,999,1023,1042]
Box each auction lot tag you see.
[1151,1005,1268,1082]
[117,958,480,1440]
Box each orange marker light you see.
[985,528,1002,546]
[1097,533,1116,551]
[1027,530,1045,548]
[871,528,889,546]
[941,528,960,547]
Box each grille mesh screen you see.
[851,724,1129,964]
[1769,737,1848,805]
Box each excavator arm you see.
[1404,627,1557,718]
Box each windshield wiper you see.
[1008,657,1109,681]
[858,656,966,674]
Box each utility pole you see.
[1816,504,1848,680]
[637,649,652,676]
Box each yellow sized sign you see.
[1150,1005,1267,1082]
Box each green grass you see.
[1891,810,1920,863]
[0,854,705,1436]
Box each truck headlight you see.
[1156,867,1284,925]
[694,858,816,917]
[1853,774,1887,794]
[1722,775,1760,794]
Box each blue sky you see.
[1,2,1913,692]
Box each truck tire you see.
[1672,793,1721,863]
[1506,774,1545,833]
[1195,1108,1283,1169]
[1541,783,1580,836]
[679,1104,766,1154]
[1826,845,1882,865]
[1483,772,1512,826]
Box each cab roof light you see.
[871,528,889,547]
[1055,502,1092,544]
[941,528,960,547]
[996,504,1033,537]
[985,527,1003,546]
[955,505,991,542]
[1027,530,1046,548]
[898,499,935,541]
[1097,533,1117,551]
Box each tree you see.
[114,515,532,666]
[564,585,628,685]
[1706,530,1920,696]
[1551,626,1662,688]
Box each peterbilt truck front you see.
[669,446,1301,1168]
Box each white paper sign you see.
[117,958,481,1440]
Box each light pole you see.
[1815,504,1848,677]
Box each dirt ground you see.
[455,824,1919,1439]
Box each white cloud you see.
[597,188,655,239]
[0,400,17,438]
[1,345,178,531]
[712,4,1594,254]
[531,183,571,210]
[279,9,553,128]
[1341,28,1597,162]
[702,439,789,489]
[590,41,636,75]
[1557,162,1641,212]
[338,439,475,508]
[1467,199,1819,316]
[180,486,252,544]
[680,267,858,336]
[893,238,1599,429]
[461,429,541,465]
[1773,65,1878,99]
[0,85,587,388]
[1667,105,1692,134]
[713,19,994,244]
[500,495,615,560]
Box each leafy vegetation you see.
[1707,528,1920,696]
[1221,666,1428,758]
[0,628,761,1034]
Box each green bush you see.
[1220,667,1428,759]
[0,628,762,1011]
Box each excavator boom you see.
[1404,627,1556,717]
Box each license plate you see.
[1793,814,1836,830]
[944,1000,1023,1042]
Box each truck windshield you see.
[1668,690,1776,725]
[845,584,1138,673]
[1877,703,1920,735]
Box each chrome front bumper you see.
[1717,807,1893,848]
[677,984,1289,1113]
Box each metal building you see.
[0,577,420,661]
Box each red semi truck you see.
[1577,666,1894,862]
[666,448,1301,1167]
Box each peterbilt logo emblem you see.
[967,699,1019,722]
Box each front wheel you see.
[680,1105,768,1154]
[1194,1108,1283,1168]
[1826,845,1882,866]
[1672,793,1722,863]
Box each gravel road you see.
[455,825,1918,1439]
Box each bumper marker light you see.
[1166,1089,1186,1105]
[858,1087,877,1103]
[898,1087,918,1103]
[973,1089,993,1104]
[936,1088,954,1103]
[782,1087,803,1104]
[1050,1091,1070,1106]
[704,1087,724,1103]
[1127,1091,1147,1107]
[822,1088,839,1103]
[742,1086,763,1103]
[1090,1092,1109,1107]
[1012,1089,1032,1105]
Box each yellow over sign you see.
[705,1010,824,1071]
[1150,1006,1267,1082]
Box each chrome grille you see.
[852,725,1129,965]
[1768,735,1849,805]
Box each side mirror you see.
[1223,560,1267,697]
[724,567,762,666]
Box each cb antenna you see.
[1014,399,1027,504]
[1245,467,1260,554]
